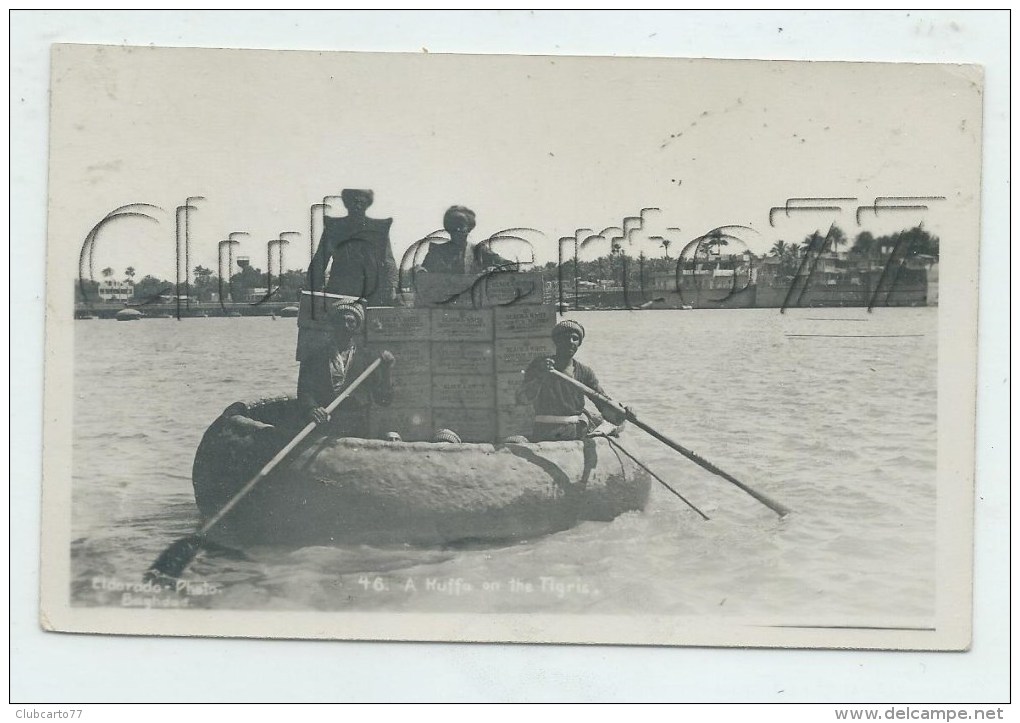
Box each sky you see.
[48,42,980,286]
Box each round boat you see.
[193,397,652,546]
[115,308,142,321]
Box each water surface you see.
[71,308,937,623]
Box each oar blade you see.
[145,534,205,582]
[549,367,791,518]
[144,357,384,583]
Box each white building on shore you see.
[98,279,133,302]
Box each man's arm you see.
[297,356,330,423]
[578,365,628,425]
[517,356,553,404]
[473,241,515,271]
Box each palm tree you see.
[101,267,114,278]
[851,231,880,270]
[609,240,624,285]
[801,231,825,255]
[852,231,876,257]
[660,238,672,259]
[192,265,214,301]
[770,240,799,275]
[702,230,729,258]
[124,266,136,285]
[770,240,789,258]
[829,225,848,255]
[637,251,648,295]
[193,265,213,285]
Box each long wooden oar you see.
[549,368,790,518]
[146,357,383,581]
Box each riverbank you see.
[75,300,298,319]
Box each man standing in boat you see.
[297,300,395,437]
[518,320,628,442]
[308,188,398,307]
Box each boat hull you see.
[193,399,652,546]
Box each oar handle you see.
[198,357,383,534]
[555,370,627,418]
[547,368,790,518]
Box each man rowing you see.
[518,320,628,442]
[297,300,395,437]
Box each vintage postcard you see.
[40,44,982,649]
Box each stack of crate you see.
[364,307,434,441]
[364,276,555,443]
[430,308,497,442]
[493,305,557,440]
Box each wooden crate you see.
[430,308,494,342]
[495,371,527,407]
[368,406,433,442]
[478,272,545,306]
[497,405,535,441]
[430,341,495,375]
[413,272,545,308]
[431,374,496,409]
[431,408,497,443]
[493,304,556,337]
[412,273,478,307]
[363,341,431,376]
[387,371,432,408]
[494,337,552,373]
[365,307,431,341]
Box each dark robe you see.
[519,357,617,442]
[420,239,512,276]
[308,215,397,307]
[296,340,393,438]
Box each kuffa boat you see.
[192,397,653,547]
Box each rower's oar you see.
[548,368,790,518]
[146,357,383,581]
[600,435,710,521]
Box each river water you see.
[70,308,936,624]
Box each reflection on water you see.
[71,309,937,622]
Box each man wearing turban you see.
[297,301,395,437]
[418,206,512,275]
[518,320,628,442]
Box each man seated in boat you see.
[297,300,395,437]
[518,320,628,442]
[417,206,513,275]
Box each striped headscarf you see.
[329,301,366,330]
[433,428,462,444]
[552,319,585,343]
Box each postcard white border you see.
[12,9,1011,702]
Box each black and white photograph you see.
[36,41,984,651]
[14,14,1008,705]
